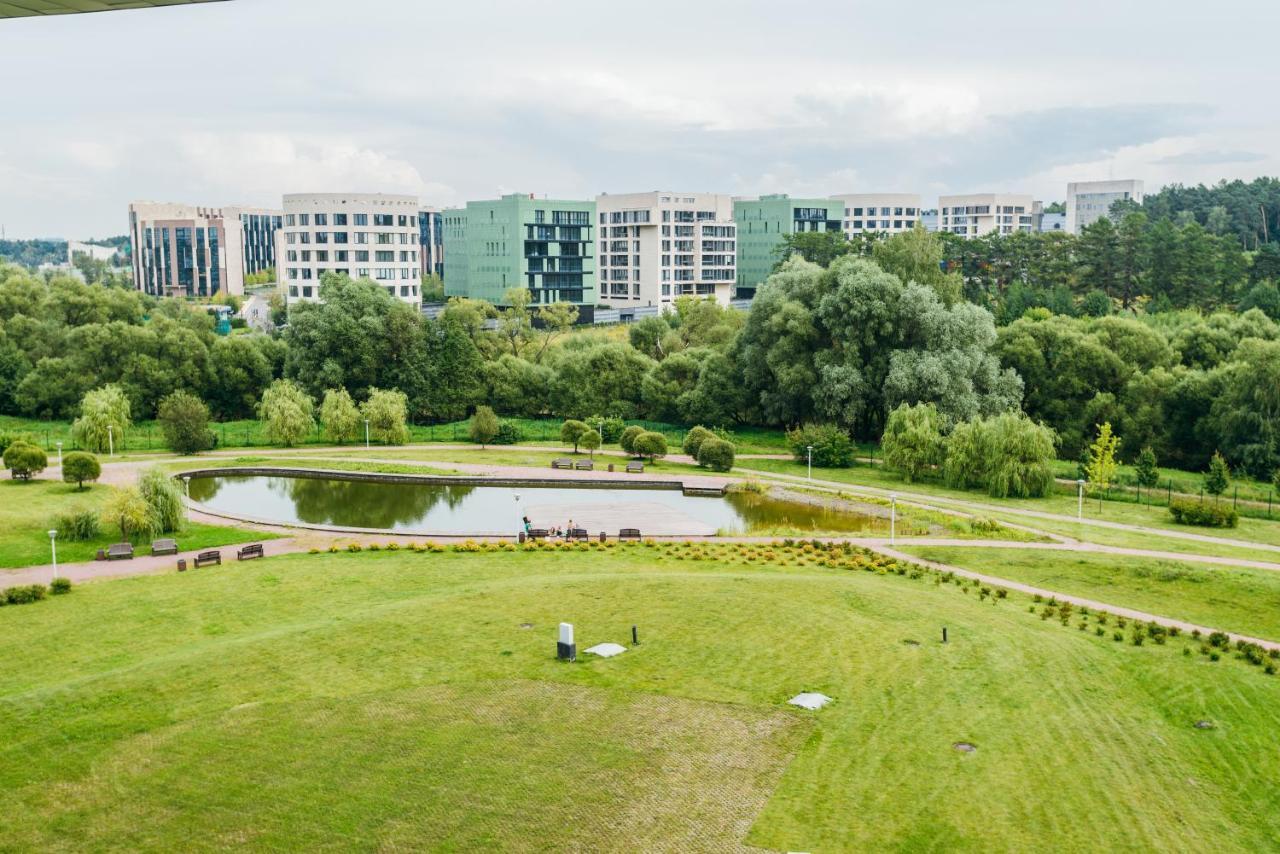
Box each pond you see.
[186,472,881,537]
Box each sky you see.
[1,0,1278,238]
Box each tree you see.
[983,413,1058,499]
[469,405,499,448]
[579,428,601,459]
[696,437,735,472]
[61,451,100,490]
[880,403,944,482]
[682,425,714,458]
[872,224,961,304]
[258,379,315,447]
[157,390,215,455]
[208,336,272,419]
[138,467,184,533]
[1205,451,1230,500]
[560,419,590,453]
[774,230,856,269]
[1135,446,1160,493]
[71,384,131,453]
[620,425,645,455]
[101,485,153,541]
[785,424,854,468]
[1085,422,1121,507]
[3,440,46,480]
[320,388,360,444]
[361,388,410,445]
[632,431,668,462]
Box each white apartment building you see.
[596,191,736,307]
[1066,179,1144,234]
[129,201,281,298]
[938,193,1035,237]
[279,193,422,306]
[830,193,922,237]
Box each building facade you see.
[595,191,736,308]
[278,193,422,306]
[128,201,281,298]
[418,207,444,281]
[1066,179,1144,234]
[443,194,596,305]
[733,194,843,298]
[830,193,922,237]
[937,193,1035,237]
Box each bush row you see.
[1168,498,1239,528]
[1,578,71,606]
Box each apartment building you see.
[830,193,922,237]
[595,191,736,308]
[442,194,596,305]
[418,207,444,280]
[733,194,843,298]
[937,193,1035,237]
[1066,179,1144,234]
[128,201,281,298]
[279,193,422,306]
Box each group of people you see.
[522,516,579,539]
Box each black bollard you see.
[632,625,639,645]
[942,627,948,643]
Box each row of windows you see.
[290,283,420,299]
[845,206,918,217]
[846,219,916,230]
[286,266,418,280]
[286,250,418,263]
[285,231,413,245]
[285,212,415,227]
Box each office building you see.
[830,193,922,237]
[128,201,281,299]
[418,207,444,280]
[443,194,596,305]
[279,193,421,306]
[937,193,1035,237]
[733,194,843,298]
[595,191,736,308]
[1040,212,1067,233]
[1066,179,1144,234]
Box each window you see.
[334,213,347,226]
[333,232,348,244]
[374,214,393,226]
[354,213,368,225]
[356,250,369,262]
[285,214,296,226]
[356,232,369,244]
[375,250,394,262]
[299,214,310,226]
[336,251,349,262]
[315,213,327,226]
[315,232,329,244]
[302,285,313,298]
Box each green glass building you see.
[733,194,843,298]
[443,194,596,305]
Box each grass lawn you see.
[903,545,1280,643]
[2,544,1278,850]
[0,479,273,570]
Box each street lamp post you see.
[806,445,813,481]
[56,441,63,468]
[107,425,114,457]
[1076,479,1084,522]
[514,493,521,540]
[364,419,370,449]
[48,529,58,580]
[890,494,897,545]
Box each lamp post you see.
[107,425,114,457]
[182,476,192,523]
[364,419,370,449]
[1076,479,1084,522]
[48,529,58,580]
[806,445,813,481]
[514,492,521,540]
[890,494,897,545]
[56,441,63,468]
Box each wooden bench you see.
[551,458,574,470]
[237,543,265,561]
[150,538,178,556]
[106,543,133,561]
[527,528,549,540]
[626,462,644,474]
[618,528,642,541]
[566,528,589,541]
[194,550,221,568]
[574,460,594,471]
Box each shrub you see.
[50,577,72,595]
[61,451,101,489]
[944,412,1057,498]
[158,390,216,454]
[71,384,131,453]
[560,419,590,452]
[468,405,499,447]
[682,425,714,458]
[696,436,735,472]
[632,431,668,461]
[620,425,645,455]
[0,432,26,455]
[53,510,100,541]
[320,388,360,444]
[259,379,315,447]
[579,428,602,457]
[1168,498,1238,528]
[101,486,154,541]
[4,441,47,481]
[6,584,47,605]
[493,421,521,445]
[881,403,944,482]
[786,424,854,468]
[362,388,410,445]
[587,415,625,444]
[138,468,184,534]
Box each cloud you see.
[1152,149,1267,165]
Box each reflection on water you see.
[188,474,879,535]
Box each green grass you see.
[903,546,1280,643]
[2,545,1279,850]
[0,479,273,570]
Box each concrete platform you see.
[524,500,717,537]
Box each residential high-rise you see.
[443,194,596,305]
[733,194,843,298]
[830,193,923,237]
[937,193,1035,237]
[1066,179,1145,234]
[595,191,736,308]
[418,207,444,280]
[128,201,281,298]
[278,193,422,306]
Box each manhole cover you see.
[953,742,977,753]
[1193,720,1215,730]
[518,623,533,630]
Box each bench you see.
[106,543,133,561]
[574,460,593,471]
[194,550,221,568]
[528,528,549,540]
[626,462,644,474]
[551,458,574,470]
[618,528,642,541]
[237,543,265,561]
[566,527,589,541]
[151,538,178,556]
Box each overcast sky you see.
[2,0,1278,238]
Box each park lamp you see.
[48,529,58,580]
